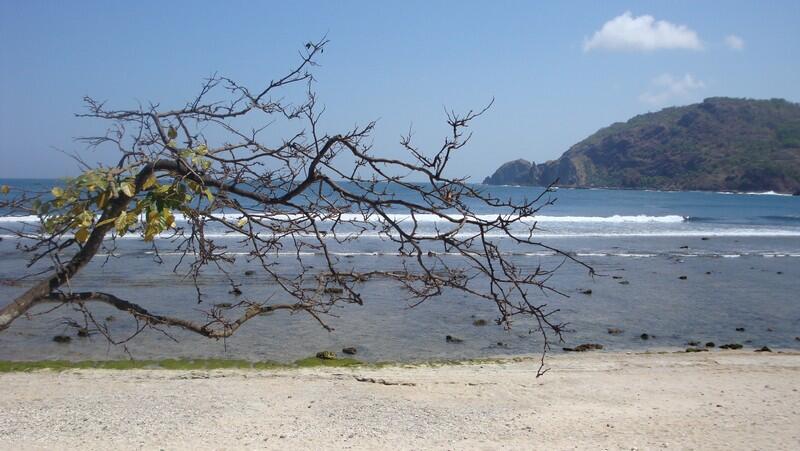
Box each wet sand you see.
[2,350,799,450]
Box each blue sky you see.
[1,1,798,179]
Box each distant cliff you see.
[484,98,800,194]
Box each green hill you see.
[484,97,800,193]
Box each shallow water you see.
[1,236,798,362]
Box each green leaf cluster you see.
[179,144,212,171]
[35,159,221,243]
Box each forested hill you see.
[484,98,800,194]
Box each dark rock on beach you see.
[720,343,743,350]
[640,333,650,340]
[685,347,708,352]
[755,346,772,352]
[342,347,358,355]
[316,351,337,360]
[705,342,716,348]
[564,343,604,352]
[445,335,464,343]
[52,335,71,343]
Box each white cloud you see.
[639,73,705,106]
[724,34,744,50]
[584,12,703,52]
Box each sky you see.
[1,0,799,180]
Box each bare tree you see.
[0,39,590,375]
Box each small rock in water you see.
[612,275,623,280]
[105,315,116,322]
[77,328,90,338]
[472,319,488,326]
[53,335,71,343]
[427,251,435,257]
[564,343,603,352]
[766,328,774,332]
[496,342,507,347]
[701,237,710,241]
[678,275,687,280]
[316,351,337,360]
[618,280,630,285]
[687,340,700,346]
[705,342,716,348]
[229,287,242,296]
[705,271,712,275]
[579,288,592,295]
[342,347,357,355]
[640,333,650,340]
[796,337,800,342]
[244,270,256,276]
[607,328,624,335]
[719,343,743,350]
[735,327,745,332]
[445,335,464,343]
[755,346,772,353]
[679,245,689,249]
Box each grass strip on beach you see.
[0,355,532,372]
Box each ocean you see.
[1,179,799,362]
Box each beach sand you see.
[1,351,799,450]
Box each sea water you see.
[1,180,798,362]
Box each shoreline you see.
[2,350,799,450]
[480,182,800,196]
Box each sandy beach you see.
[1,351,799,450]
